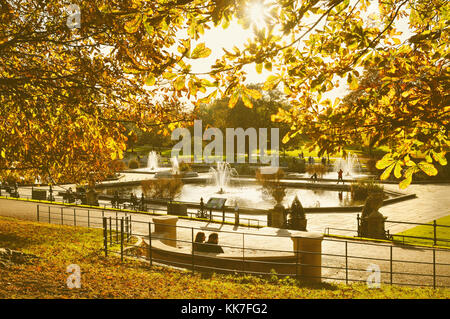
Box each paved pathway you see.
[6,176,450,288]
[17,175,450,235]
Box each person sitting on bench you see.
[204,233,224,254]
[193,232,207,252]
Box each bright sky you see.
[185,1,413,103]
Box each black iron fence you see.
[326,217,450,247]
[6,187,264,229]
[30,203,450,289]
[186,211,262,228]
[36,204,132,242]
[102,218,450,289]
[386,220,450,246]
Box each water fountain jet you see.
[333,152,362,176]
[171,157,180,175]
[147,151,159,171]
[209,162,238,193]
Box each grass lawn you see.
[0,216,448,299]
[393,215,450,248]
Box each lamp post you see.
[49,184,53,202]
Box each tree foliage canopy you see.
[0,0,448,187]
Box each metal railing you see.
[386,219,450,246]
[36,204,130,238]
[186,211,262,228]
[30,203,450,289]
[328,217,450,247]
[102,218,450,289]
[5,188,264,229]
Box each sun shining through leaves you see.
[247,2,270,29]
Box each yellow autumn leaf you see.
[418,161,438,176]
[241,93,253,108]
[228,90,240,108]
[174,76,185,90]
[244,88,262,99]
[399,176,412,189]
[393,162,403,178]
[380,163,395,180]
[191,43,211,59]
[376,153,395,169]
[145,75,156,86]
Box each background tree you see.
[0,0,197,184]
[196,84,300,157]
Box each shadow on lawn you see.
[0,233,35,250]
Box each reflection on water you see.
[98,183,366,209]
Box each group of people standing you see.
[310,169,345,184]
[299,152,330,166]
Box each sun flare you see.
[248,2,269,29]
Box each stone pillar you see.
[270,204,285,228]
[152,215,178,247]
[291,232,323,283]
[234,205,239,226]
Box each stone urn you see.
[359,193,385,238]
[86,188,99,206]
[289,195,307,231]
[367,210,388,239]
[268,203,286,228]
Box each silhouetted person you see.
[130,193,138,209]
[12,182,19,198]
[310,172,318,183]
[112,191,119,208]
[337,169,344,184]
[48,184,54,201]
[67,187,75,203]
[204,233,224,254]
[140,193,145,211]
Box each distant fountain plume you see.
[170,157,180,175]
[147,151,159,171]
[209,162,238,193]
[334,152,362,176]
